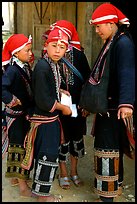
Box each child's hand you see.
[12,99,22,107]
[60,89,70,96]
[81,109,90,117]
[117,107,133,119]
[62,105,72,115]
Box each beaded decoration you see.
[59,45,74,90]
[43,52,61,102]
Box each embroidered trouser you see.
[93,111,126,198]
[94,148,119,198]
[32,120,60,196]
[5,114,31,179]
[59,138,84,162]
[59,114,85,161]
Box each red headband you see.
[89,3,130,26]
[46,28,69,47]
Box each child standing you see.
[43,20,91,189]
[21,28,72,202]
[2,34,34,197]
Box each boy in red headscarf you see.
[88,3,135,202]
[21,28,72,202]
[2,34,34,197]
[42,20,91,190]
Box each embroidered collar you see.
[43,53,61,102]
[11,56,28,69]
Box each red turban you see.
[42,29,51,41]
[2,34,32,66]
[43,20,81,51]
[89,3,130,26]
[46,28,69,47]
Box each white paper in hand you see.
[61,93,78,117]
[61,93,72,108]
[71,104,78,117]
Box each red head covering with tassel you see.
[43,20,81,51]
[46,28,69,47]
[89,3,130,26]
[2,34,32,66]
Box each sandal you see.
[58,175,70,190]
[70,175,84,187]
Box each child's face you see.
[95,23,115,41]
[46,41,67,63]
[15,44,32,63]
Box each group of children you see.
[2,20,90,202]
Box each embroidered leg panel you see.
[32,158,58,196]
[58,142,70,162]
[71,138,85,158]
[5,144,30,179]
[94,148,120,198]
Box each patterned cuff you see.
[50,100,57,113]
[6,95,18,108]
[118,104,134,110]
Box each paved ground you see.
[2,115,135,202]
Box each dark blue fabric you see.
[61,57,84,82]
[2,64,34,112]
[108,35,135,109]
[34,121,60,161]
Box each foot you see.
[58,175,70,190]
[20,187,33,198]
[11,178,32,187]
[94,198,103,202]
[70,175,84,187]
[37,194,62,202]
[11,178,19,187]
[117,186,123,196]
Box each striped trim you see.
[2,129,9,159]
[12,35,32,55]
[94,187,118,198]
[89,15,130,25]
[28,114,59,123]
[6,107,23,115]
[70,40,80,45]
[94,149,119,158]
[48,36,68,44]
[39,159,59,167]
[118,104,134,110]
[6,95,18,108]
[50,100,57,113]
[31,190,50,197]
[95,172,118,181]
[34,179,52,186]
[53,25,72,40]
[2,116,16,159]
[21,114,60,170]
[119,18,130,25]
[12,42,30,55]
[2,60,10,66]
[89,15,118,24]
